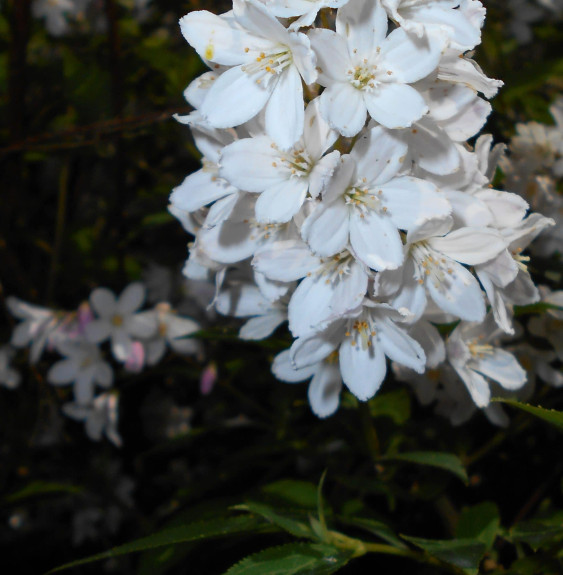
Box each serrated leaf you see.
[493,400,563,431]
[234,502,315,540]
[402,535,486,574]
[337,517,407,549]
[369,389,411,425]
[456,502,500,550]
[46,515,266,573]
[383,451,468,484]
[261,480,318,509]
[223,543,352,575]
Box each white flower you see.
[219,97,341,224]
[47,341,113,405]
[180,0,317,149]
[85,283,156,362]
[32,0,76,36]
[0,346,21,390]
[7,297,61,363]
[446,314,527,408]
[215,283,287,340]
[144,303,201,365]
[62,392,122,447]
[301,126,450,271]
[309,0,446,136]
[290,300,426,401]
[272,349,342,417]
[381,0,484,51]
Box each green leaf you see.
[233,502,316,540]
[46,515,266,573]
[456,502,500,550]
[510,519,563,551]
[383,451,468,484]
[369,389,411,424]
[261,480,318,509]
[223,543,352,575]
[493,400,563,432]
[337,517,407,549]
[5,481,83,503]
[402,535,487,575]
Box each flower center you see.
[270,143,313,178]
[314,253,353,285]
[111,315,124,327]
[348,63,378,91]
[345,314,377,350]
[411,242,455,290]
[467,338,494,359]
[512,247,530,272]
[241,47,293,86]
[345,180,388,216]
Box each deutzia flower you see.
[309,0,447,136]
[47,341,113,405]
[260,0,350,30]
[446,314,527,408]
[62,392,122,447]
[180,0,317,149]
[85,283,156,362]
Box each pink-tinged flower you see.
[85,283,157,362]
[200,363,218,395]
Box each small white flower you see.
[48,340,113,405]
[62,392,122,447]
[85,283,156,362]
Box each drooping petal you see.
[474,349,527,390]
[272,349,317,383]
[239,310,286,340]
[171,169,236,213]
[290,321,344,368]
[308,363,342,418]
[376,316,426,373]
[339,336,386,401]
[265,65,305,149]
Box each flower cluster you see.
[3,281,201,445]
[171,0,556,420]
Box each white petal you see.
[475,349,527,390]
[308,363,342,418]
[350,209,404,271]
[301,201,350,257]
[272,349,317,383]
[339,336,386,401]
[255,179,308,223]
[303,97,339,160]
[90,288,117,318]
[426,260,486,322]
[265,66,305,150]
[75,369,96,405]
[410,320,446,368]
[308,29,349,85]
[253,239,320,282]
[239,310,286,340]
[126,311,158,339]
[446,191,493,229]
[48,359,78,385]
[95,362,114,387]
[336,0,388,59]
[233,0,288,45]
[170,170,235,213]
[456,366,490,408]
[201,66,272,129]
[85,320,113,344]
[382,176,451,230]
[117,283,146,315]
[220,136,285,192]
[320,83,368,137]
[365,83,428,129]
[474,189,529,229]
[376,317,426,373]
[180,11,269,66]
[428,227,507,265]
[379,27,445,83]
[290,322,343,368]
[216,284,272,317]
[111,330,133,362]
[308,151,341,199]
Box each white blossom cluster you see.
[170,0,558,420]
[2,281,200,445]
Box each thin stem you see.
[47,162,70,303]
[359,401,381,460]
